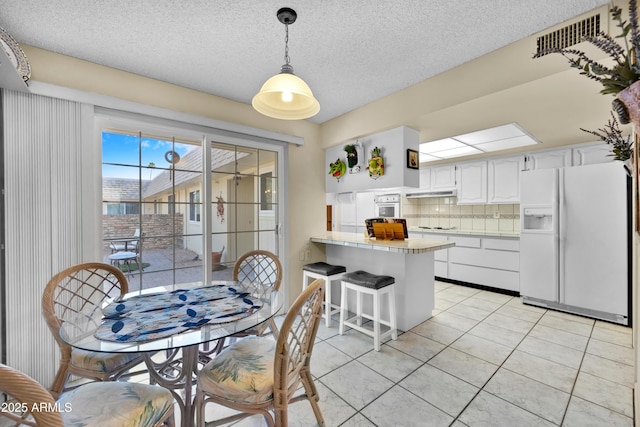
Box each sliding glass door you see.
[99,115,284,292]
[210,142,279,279]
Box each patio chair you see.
[194,279,326,427]
[0,363,175,427]
[109,228,140,253]
[108,234,144,274]
[41,262,146,396]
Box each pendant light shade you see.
[252,8,320,120]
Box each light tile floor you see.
[194,281,636,426]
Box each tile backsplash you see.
[402,196,520,233]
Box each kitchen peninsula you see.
[310,231,454,331]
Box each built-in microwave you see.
[374,194,401,218]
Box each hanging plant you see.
[328,158,347,181]
[344,139,363,173]
[367,146,384,179]
[344,144,358,168]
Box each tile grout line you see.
[311,283,633,426]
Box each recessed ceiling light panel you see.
[419,138,465,154]
[455,123,524,144]
[418,123,540,163]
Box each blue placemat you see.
[95,284,263,343]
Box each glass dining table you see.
[59,280,282,426]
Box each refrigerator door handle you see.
[557,168,565,304]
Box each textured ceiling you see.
[0,0,611,124]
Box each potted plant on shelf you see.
[533,0,640,130]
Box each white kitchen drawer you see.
[483,238,519,252]
[449,236,481,248]
[449,263,519,292]
[450,246,519,271]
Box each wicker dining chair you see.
[232,249,283,337]
[194,278,326,427]
[41,262,145,396]
[0,363,175,427]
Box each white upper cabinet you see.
[430,165,457,189]
[572,142,613,166]
[456,161,487,204]
[525,149,572,170]
[488,156,525,203]
[419,167,432,188]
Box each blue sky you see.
[102,132,193,180]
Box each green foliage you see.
[343,144,357,153]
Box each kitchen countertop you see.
[408,227,520,238]
[311,231,454,254]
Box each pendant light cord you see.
[284,23,290,66]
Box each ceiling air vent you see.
[536,14,600,56]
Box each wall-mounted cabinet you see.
[487,156,524,203]
[418,164,456,190]
[456,161,487,204]
[431,165,457,189]
[572,142,614,166]
[525,148,572,170]
[419,168,431,188]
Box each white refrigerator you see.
[519,162,630,325]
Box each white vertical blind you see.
[2,89,97,386]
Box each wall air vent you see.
[535,14,600,56]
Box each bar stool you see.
[339,270,397,351]
[303,261,346,327]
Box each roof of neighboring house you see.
[141,147,244,198]
[103,177,149,201]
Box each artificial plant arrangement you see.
[344,139,363,173]
[534,0,640,123]
[328,158,347,181]
[344,143,358,167]
[580,111,634,161]
[367,146,384,179]
[533,0,639,160]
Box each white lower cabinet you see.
[448,236,519,292]
[412,231,520,292]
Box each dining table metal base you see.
[144,345,203,427]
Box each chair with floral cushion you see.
[41,262,145,396]
[194,278,326,427]
[0,363,175,427]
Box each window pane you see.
[103,130,203,292]
[258,149,277,178]
[260,172,273,211]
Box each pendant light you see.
[252,7,320,120]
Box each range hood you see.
[405,189,457,198]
